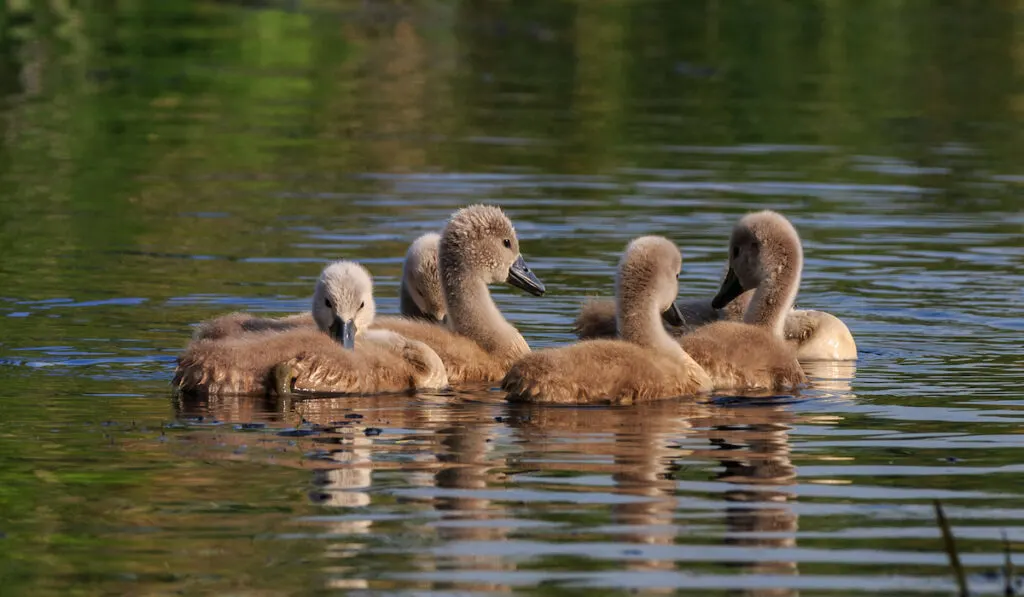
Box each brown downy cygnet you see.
[572,295,718,339]
[173,261,448,396]
[191,311,315,342]
[680,211,807,390]
[397,232,446,323]
[722,289,856,360]
[190,232,446,341]
[502,236,712,404]
[374,204,546,383]
[573,227,856,362]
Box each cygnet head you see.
[311,261,376,350]
[712,210,803,309]
[439,204,545,296]
[616,236,685,326]
[402,232,446,321]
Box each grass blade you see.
[934,500,969,597]
[1003,530,1015,597]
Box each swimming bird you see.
[572,233,856,361]
[191,232,445,341]
[573,295,717,339]
[678,211,807,390]
[398,232,445,323]
[374,204,546,383]
[502,236,712,404]
[721,290,856,360]
[173,261,448,396]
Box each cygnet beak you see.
[328,316,357,350]
[506,255,545,296]
[711,267,745,309]
[661,302,685,327]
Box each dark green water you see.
[1,1,1022,595]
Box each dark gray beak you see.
[328,316,357,350]
[711,267,745,309]
[662,302,685,327]
[506,255,545,296]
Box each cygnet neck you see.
[743,254,802,337]
[441,259,529,362]
[618,283,688,360]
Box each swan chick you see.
[725,290,857,360]
[275,328,448,396]
[681,211,807,390]
[374,204,545,383]
[173,261,448,395]
[573,224,856,361]
[503,236,712,404]
[191,233,448,340]
[398,232,446,323]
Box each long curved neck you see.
[744,259,802,337]
[618,286,688,360]
[442,261,529,362]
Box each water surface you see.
[1,1,1022,595]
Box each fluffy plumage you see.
[374,204,544,383]
[573,291,856,361]
[573,211,856,362]
[173,261,448,395]
[191,233,445,341]
[680,211,807,390]
[502,236,712,404]
[397,232,445,323]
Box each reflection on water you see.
[167,383,1019,594]
[0,0,1022,594]
[174,394,814,593]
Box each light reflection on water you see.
[0,0,1022,594]
[2,161,1021,594]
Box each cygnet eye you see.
[359,301,365,310]
[732,246,739,258]
[502,239,511,249]
[324,298,332,308]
